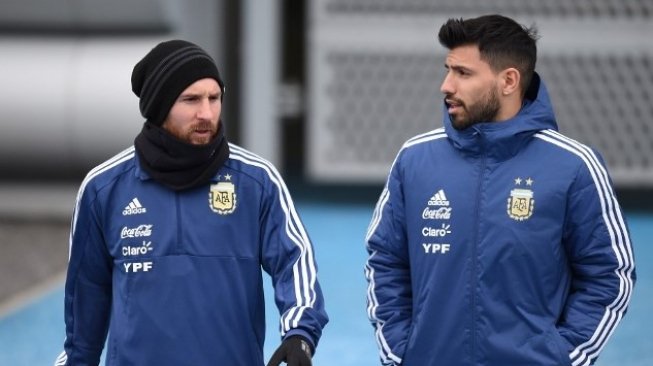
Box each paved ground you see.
[0,222,68,309]
[0,183,76,315]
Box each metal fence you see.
[307,0,653,187]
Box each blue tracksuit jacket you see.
[365,74,635,366]
[55,143,328,366]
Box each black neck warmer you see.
[134,122,230,191]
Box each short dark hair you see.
[438,14,538,95]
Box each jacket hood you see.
[443,72,558,160]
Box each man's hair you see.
[438,14,539,95]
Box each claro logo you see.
[120,224,153,239]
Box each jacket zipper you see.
[175,192,182,254]
[472,130,486,364]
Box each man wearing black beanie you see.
[55,39,328,366]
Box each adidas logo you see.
[428,189,450,206]
[122,198,147,216]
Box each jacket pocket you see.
[548,328,573,366]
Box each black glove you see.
[266,335,313,366]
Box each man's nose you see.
[440,73,455,95]
[197,98,213,119]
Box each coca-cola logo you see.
[120,225,153,239]
[422,207,452,220]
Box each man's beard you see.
[183,121,218,145]
[448,87,501,130]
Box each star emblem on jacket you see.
[209,175,237,215]
[507,177,534,221]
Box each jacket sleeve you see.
[55,183,113,366]
[259,168,328,350]
[364,155,411,366]
[558,150,636,366]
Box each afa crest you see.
[209,181,237,215]
[507,177,534,221]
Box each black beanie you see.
[131,39,225,126]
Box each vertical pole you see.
[241,0,281,167]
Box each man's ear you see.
[500,68,521,96]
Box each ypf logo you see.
[123,261,153,273]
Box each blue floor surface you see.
[0,203,651,365]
